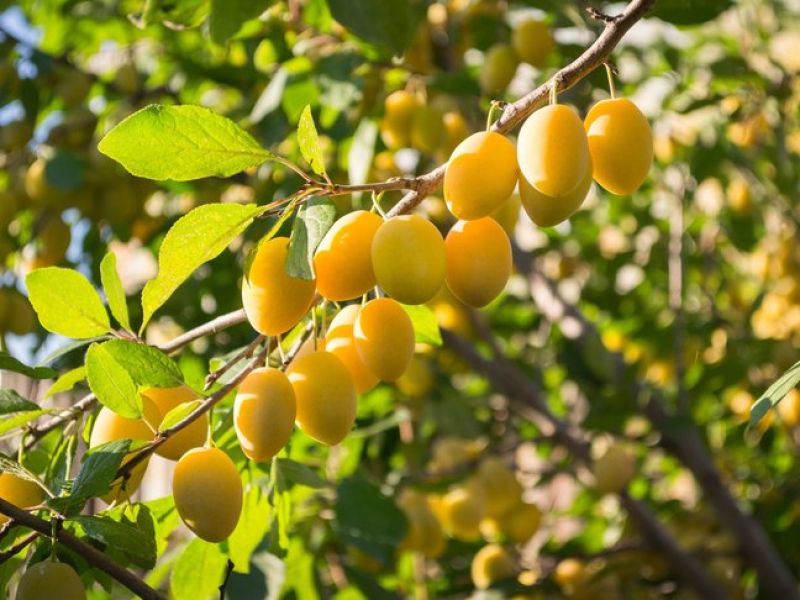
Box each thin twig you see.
[0,531,38,565]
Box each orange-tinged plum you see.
[16,561,86,600]
[242,237,316,336]
[141,385,207,461]
[380,90,420,149]
[172,446,242,542]
[445,218,511,307]
[353,298,415,381]
[444,131,518,220]
[490,193,521,236]
[371,215,445,305]
[89,399,160,502]
[314,211,382,301]
[517,104,590,198]
[584,98,652,195]
[0,474,44,526]
[512,18,554,68]
[287,350,357,445]
[519,161,592,227]
[324,305,379,394]
[439,485,485,541]
[234,368,296,461]
[471,543,515,590]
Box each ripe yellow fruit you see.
[242,237,316,336]
[499,502,542,544]
[24,159,62,207]
[3,293,37,336]
[380,90,420,149]
[512,18,554,68]
[89,399,160,502]
[517,104,590,198]
[411,106,446,154]
[444,131,518,220]
[324,305,379,394]
[440,111,471,157]
[0,474,44,526]
[445,218,511,307]
[314,211,382,301]
[396,355,434,397]
[353,298,415,381]
[371,215,445,305]
[584,98,653,195]
[480,44,518,94]
[592,443,636,495]
[491,193,521,236]
[234,368,296,461]
[778,389,800,427]
[34,216,70,267]
[172,447,243,542]
[16,561,86,600]
[553,558,587,589]
[476,457,523,517]
[471,543,516,590]
[518,160,592,227]
[287,350,357,445]
[398,490,446,558]
[141,385,207,461]
[439,486,485,540]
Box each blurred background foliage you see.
[2,0,800,598]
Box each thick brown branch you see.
[0,499,165,600]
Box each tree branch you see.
[0,498,165,600]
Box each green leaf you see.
[98,105,273,181]
[159,400,203,431]
[37,338,102,367]
[751,360,800,427]
[297,105,327,178]
[170,538,228,600]
[228,486,271,573]
[326,0,420,55]
[85,342,142,418]
[334,476,407,564]
[100,253,132,332]
[71,506,156,569]
[26,268,110,339]
[285,197,336,280]
[45,366,87,399]
[0,352,56,379]
[0,454,44,485]
[209,0,269,44]
[0,389,39,414]
[68,439,134,508]
[400,304,442,346]
[276,458,326,489]
[652,0,733,25]
[0,411,46,436]
[102,339,184,389]
[140,0,210,28]
[141,203,262,330]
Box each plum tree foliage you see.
[1,0,800,599]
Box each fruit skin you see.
[519,160,593,227]
[491,193,521,236]
[353,298,415,381]
[16,561,86,600]
[242,237,317,336]
[499,502,542,544]
[89,399,160,502]
[476,457,523,517]
[287,350,357,445]
[314,211,382,301]
[396,355,434,397]
[398,490,446,558]
[324,305,380,394]
[471,543,516,590]
[592,443,636,495]
[584,98,653,195]
[234,368,296,461]
[2,293,37,335]
[141,385,207,461]
[512,18,554,68]
[445,218,511,307]
[480,44,518,94]
[33,216,71,267]
[380,90,420,149]
[411,105,446,154]
[439,485,485,541]
[444,131,518,220]
[0,474,44,526]
[173,447,243,542]
[371,215,445,305]
[517,104,590,198]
